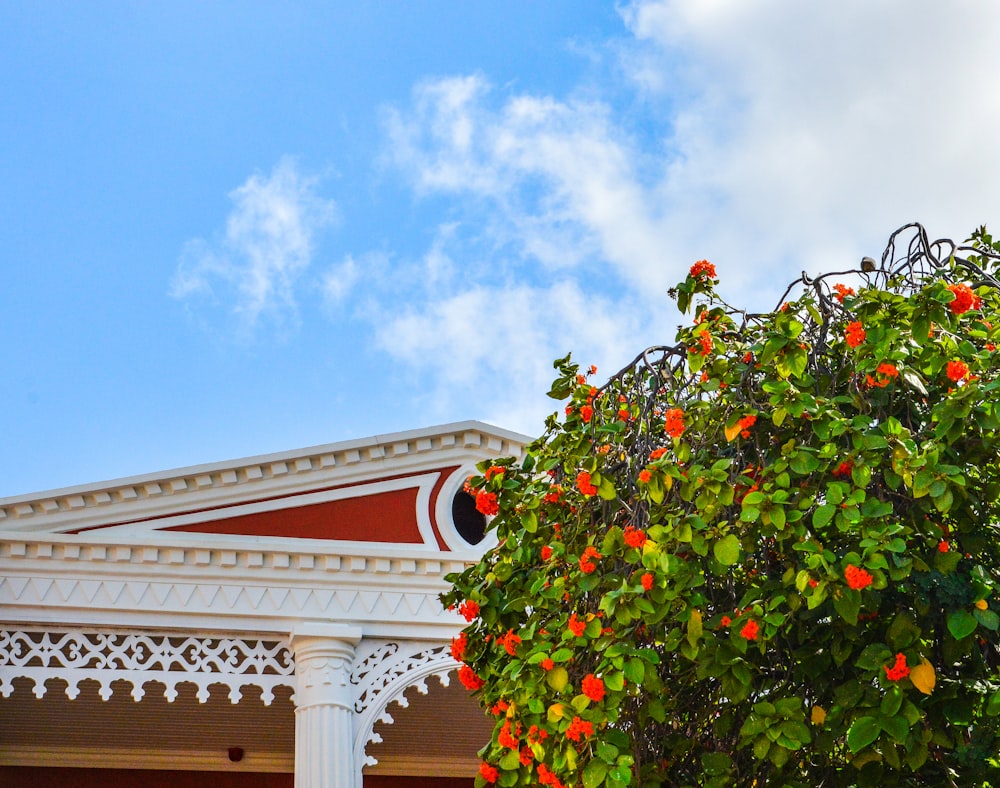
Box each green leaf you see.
[714,534,742,566]
[812,503,836,529]
[583,758,609,788]
[880,714,909,743]
[975,608,1000,631]
[833,590,861,626]
[947,610,978,640]
[547,666,569,691]
[847,716,881,753]
[701,751,733,776]
[597,476,617,501]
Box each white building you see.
[0,422,528,788]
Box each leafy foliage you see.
[444,224,1000,787]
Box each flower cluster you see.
[833,283,855,302]
[664,408,686,439]
[866,361,899,388]
[565,716,595,741]
[845,321,866,348]
[479,762,499,783]
[498,629,521,656]
[576,471,598,496]
[694,330,713,356]
[832,460,854,478]
[581,673,606,702]
[538,763,568,788]
[459,664,485,690]
[579,545,602,573]
[740,619,760,641]
[498,719,520,749]
[568,613,586,638]
[475,490,499,516]
[641,572,654,591]
[450,632,467,662]
[884,652,910,681]
[947,283,981,314]
[946,360,970,382]
[737,414,757,439]
[690,259,717,278]
[844,564,873,590]
[458,600,479,621]
[623,525,647,548]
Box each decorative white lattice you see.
[0,629,294,705]
[350,639,457,771]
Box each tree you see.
[443,224,1000,787]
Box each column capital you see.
[290,622,363,649]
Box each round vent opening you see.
[451,490,487,545]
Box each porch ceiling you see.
[0,675,492,777]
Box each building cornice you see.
[0,533,478,638]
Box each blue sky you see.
[3,1,1000,497]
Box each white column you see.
[291,623,363,788]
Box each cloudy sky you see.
[3,1,1000,496]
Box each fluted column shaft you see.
[291,623,363,788]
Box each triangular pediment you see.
[0,422,528,553]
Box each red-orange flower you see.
[581,674,606,702]
[641,572,654,591]
[519,746,534,766]
[664,408,686,439]
[938,540,949,553]
[638,469,652,484]
[576,471,598,496]
[844,564,873,590]
[458,664,485,690]
[832,459,854,478]
[540,657,555,671]
[884,652,909,681]
[450,632,467,662]
[690,259,717,278]
[845,321,866,348]
[458,600,480,621]
[833,283,855,303]
[738,414,757,439]
[649,447,668,460]
[538,763,565,788]
[740,619,760,641]
[720,615,731,627]
[489,699,509,715]
[693,330,713,356]
[498,719,520,749]
[499,629,521,656]
[484,465,505,480]
[565,716,594,741]
[568,613,586,638]
[946,360,970,382]
[541,545,553,560]
[579,405,593,423]
[475,491,499,516]
[543,485,563,504]
[479,763,499,784]
[623,525,648,548]
[579,546,602,574]
[947,283,981,314]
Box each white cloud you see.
[171,157,336,335]
[374,280,653,435]
[381,1,1000,313]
